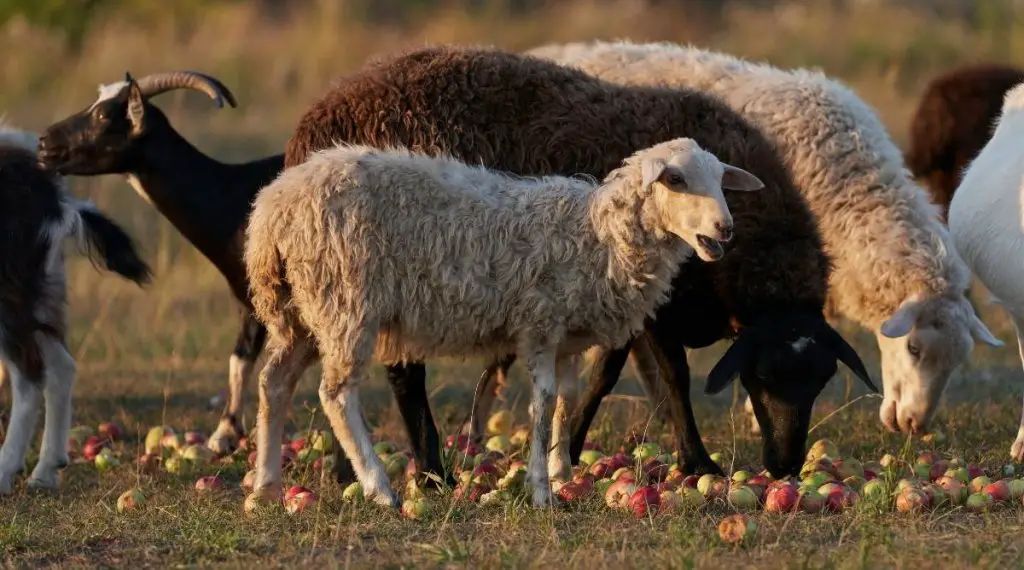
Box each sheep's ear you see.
[705,332,755,395]
[820,324,878,393]
[126,79,145,134]
[879,295,925,338]
[641,157,667,192]
[721,164,765,192]
[969,311,1004,347]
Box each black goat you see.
[0,122,150,495]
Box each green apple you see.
[632,442,661,462]
[116,488,146,512]
[94,448,120,471]
[342,482,364,502]
[485,435,510,454]
[578,450,604,466]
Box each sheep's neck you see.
[128,126,283,297]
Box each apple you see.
[289,438,306,454]
[1009,479,1024,500]
[806,439,839,462]
[936,476,967,505]
[557,479,594,502]
[834,458,864,480]
[184,431,206,446]
[879,454,898,468]
[582,440,602,452]
[298,448,323,465]
[374,441,397,456]
[594,478,615,498]
[402,497,433,519]
[471,462,501,486]
[824,487,856,512]
[486,410,514,436]
[970,476,993,495]
[731,470,754,484]
[860,479,887,501]
[678,486,705,508]
[498,466,527,490]
[309,430,334,453]
[968,466,986,480]
[163,456,194,476]
[632,442,661,462]
[83,436,110,461]
[946,467,970,484]
[286,485,312,502]
[588,458,617,479]
[797,488,825,513]
[912,463,932,481]
[94,448,120,471]
[116,488,146,512]
[818,482,844,497]
[728,485,759,511]
[842,476,864,491]
[658,489,684,513]
[160,432,184,452]
[896,478,918,493]
[802,471,831,490]
[577,449,604,467]
[195,475,225,492]
[385,454,410,481]
[709,452,725,467]
[180,445,215,464]
[917,452,939,466]
[137,453,161,472]
[280,446,297,469]
[628,486,661,518]
[510,426,530,447]
[696,474,720,496]
[928,460,950,482]
[97,422,123,442]
[611,467,635,482]
[966,492,993,512]
[896,487,928,513]
[604,479,638,508]
[680,475,700,489]
[920,431,946,445]
[718,514,758,544]
[286,490,317,514]
[642,459,670,482]
[485,435,510,454]
[983,480,1011,502]
[764,483,799,513]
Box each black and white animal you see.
[37,72,284,456]
[0,121,150,494]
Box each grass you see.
[4,0,1024,567]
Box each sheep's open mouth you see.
[696,234,724,260]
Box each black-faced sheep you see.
[245,138,760,508]
[948,82,1024,461]
[906,63,1024,219]
[0,122,150,494]
[284,45,872,484]
[526,40,1001,438]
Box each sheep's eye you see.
[665,173,684,185]
[907,342,921,359]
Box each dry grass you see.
[4,1,1024,567]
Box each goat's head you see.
[638,138,764,262]
[38,71,237,175]
[704,312,876,478]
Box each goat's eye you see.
[907,342,921,359]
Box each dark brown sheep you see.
[274,44,872,487]
[906,63,1024,219]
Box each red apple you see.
[604,479,638,508]
[983,480,1011,502]
[195,476,225,492]
[184,431,207,446]
[928,460,950,481]
[557,479,594,502]
[285,485,311,502]
[896,487,929,513]
[680,475,700,489]
[864,469,878,481]
[285,489,317,514]
[582,440,602,452]
[588,458,617,479]
[82,436,110,461]
[764,483,799,513]
[628,486,661,518]
[968,466,986,480]
[97,422,123,442]
[642,459,669,483]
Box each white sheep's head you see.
[876,292,1002,434]
[639,138,764,262]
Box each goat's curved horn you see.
[134,71,238,109]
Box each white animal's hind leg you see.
[744,395,761,435]
[1009,314,1024,462]
[247,337,315,511]
[28,337,74,490]
[549,355,579,483]
[319,343,397,508]
[209,355,254,455]
[0,362,42,494]
[524,346,558,508]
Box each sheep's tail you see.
[68,199,152,286]
[244,218,295,339]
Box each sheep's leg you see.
[319,336,397,508]
[568,343,631,463]
[27,336,74,490]
[209,312,267,455]
[246,335,315,511]
[1009,314,1024,462]
[642,324,722,476]
[385,361,454,488]
[524,346,558,508]
[628,337,673,426]
[744,395,761,435]
[549,355,579,482]
[0,362,42,495]
[465,355,516,441]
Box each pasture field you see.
[5,0,1024,568]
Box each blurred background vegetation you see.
[3,0,1022,402]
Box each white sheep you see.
[527,41,1003,436]
[242,138,763,509]
[948,82,1024,460]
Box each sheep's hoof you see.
[26,471,60,492]
[369,490,401,509]
[244,486,283,514]
[207,426,239,456]
[1011,437,1024,463]
[0,473,15,496]
[531,486,554,508]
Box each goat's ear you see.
[721,163,765,192]
[641,157,667,193]
[126,80,145,134]
[705,332,755,395]
[821,324,878,393]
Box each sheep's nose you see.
[715,222,734,243]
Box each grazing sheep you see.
[527,40,1002,437]
[285,45,869,483]
[37,71,445,484]
[245,138,760,508]
[0,121,151,494]
[948,82,1024,461]
[906,63,1024,219]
